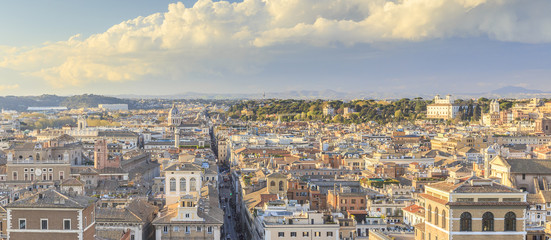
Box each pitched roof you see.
[428,176,521,194]
[504,158,551,174]
[267,172,287,179]
[243,187,268,211]
[96,199,158,223]
[61,178,84,186]
[164,162,202,172]
[7,189,96,209]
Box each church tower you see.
[490,99,500,114]
[168,103,181,132]
[77,115,87,130]
[94,139,108,170]
[483,144,500,178]
[174,129,180,148]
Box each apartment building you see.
[6,189,97,240]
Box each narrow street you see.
[219,169,240,240]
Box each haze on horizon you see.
[0,0,550,96]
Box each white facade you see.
[98,104,129,111]
[165,167,203,205]
[427,95,461,120]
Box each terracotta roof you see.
[243,187,268,211]
[402,204,424,215]
[419,193,448,205]
[61,178,84,186]
[413,222,425,232]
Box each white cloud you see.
[0,84,19,92]
[1,0,550,87]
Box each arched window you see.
[190,178,197,191]
[442,210,446,228]
[434,207,439,225]
[482,212,494,231]
[279,181,284,191]
[427,205,432,222]
[36,153,40,161]
[180,178,186,192]
[460,212,472,231]
[270,181,276,187]
[169,178,176,192]
[504,212,516,231]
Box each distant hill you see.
[0,94,135,111]
[490,86,544,95]
[61,94,131,109]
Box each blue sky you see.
[0,0,550,96]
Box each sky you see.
[0,0,550,96]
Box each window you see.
[180,178,186,192]
[442,210,446,228]
[278,232,285,237]
[59,171,64,180]
[197,226,202,232]
[19,219,26,229]
[434,207,439,225]
[163,226,168,233]
[303,232,309,237]
[504,212,516,231]
[174,226,179,232]
[207,226,212,233]
[279,181,284,191]
[482,212,494,231]
[478,198,499,202]
[64,219,71,230]
[327,231,333,236]
[460,212,472,231]
[314,231,321,236]
[185,213,190,218]
[169,178,176,192]
[13,172,17,181]
[185,226,190,234]
[190,178,197,191]
[291,232,297,237]
[427,205,432,222]
[270,181,276,186]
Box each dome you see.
[169,104,179,116]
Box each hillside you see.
[0,94,135,111]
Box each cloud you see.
[0,84,19,92]
[0,0,550,87]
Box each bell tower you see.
[77,115,87,130]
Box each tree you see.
[394,110,403,120]
[473,105,482,121]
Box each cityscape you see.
[1,1,551,240]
